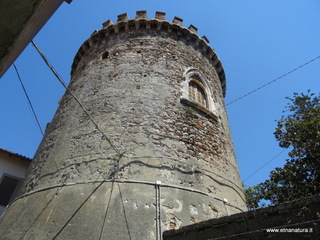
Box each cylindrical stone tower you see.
[0,11,246,240]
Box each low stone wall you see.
[164,194,320,240]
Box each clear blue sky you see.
[1,0,320,188]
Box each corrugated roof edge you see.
[0,147,32,162]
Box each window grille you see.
[189,80,207,107]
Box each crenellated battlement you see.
[71,11,226,95]
[0,11,246,240]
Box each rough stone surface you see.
[164,194,320,240]
[0,12,246,240]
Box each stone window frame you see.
[180,68,218,120]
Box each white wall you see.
[0,150,31,217]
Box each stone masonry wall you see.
[0,12,246,240]
[164,194,320,240]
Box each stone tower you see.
[0,11,246,240]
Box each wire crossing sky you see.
[225,55,320,107]
[13,64,44,136]
[1,0,320,188]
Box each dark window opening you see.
[0,176,19,206]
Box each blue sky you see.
[1,0,320,188]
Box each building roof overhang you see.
[0,0,72,78]
[0,147,32,162]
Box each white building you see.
[0,148,31,216]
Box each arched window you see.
[180,68,218,120]
[189,80,207,107]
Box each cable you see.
[98,181,115,240]
[155,182,161,240]
[13,63,44,136]
[225,55,320,108]
[117,182,132,240]
[51,181,105,240]
[19,40,125,240]
[30,40,122,157]
[18,187,62,240]
[13,63,62,172]
[222,56,320,183]
[242,149,288,183]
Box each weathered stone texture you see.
[164,194,320,240]
[0,12,246,240]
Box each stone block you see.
[173,16,183,26]
[117,13,128,22]
[155,11,166,20]
[136,10,147,19]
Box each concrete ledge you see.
[164,194,320,240]
[180,98,218,122]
